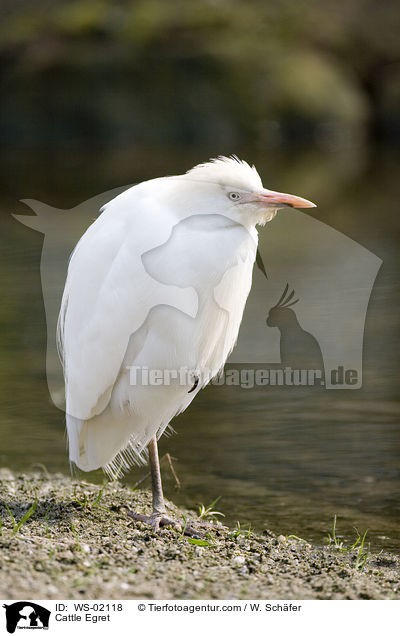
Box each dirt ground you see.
[0,468,398,600]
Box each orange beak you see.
[255,188,317,209]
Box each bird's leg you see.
[131,452,181,491]
[127,436,200,536]
[148,435,168,521]
[127,436,178,531]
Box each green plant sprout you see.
[327,515,370,570]
[286,534,311,546]
[197,496,225,520]
[231,520,254,539]
[72,483,108,512]
[4,489,38,534]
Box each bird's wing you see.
[140,213,258,374]
[58,182,198,421]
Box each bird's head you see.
[175,156,316,227]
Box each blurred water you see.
[0,145,399,553]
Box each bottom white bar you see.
[1,599,397,635]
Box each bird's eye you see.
[228,192,241,201]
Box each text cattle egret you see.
[58,156,316,530]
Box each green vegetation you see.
[231,520,255,540]
[4,489,38,535]
[327,515,370,570]
[197,496,225,520]
[72,482,108,512]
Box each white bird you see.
[58,156,316,530]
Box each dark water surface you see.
[1,146,399,553]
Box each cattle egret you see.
[58,156,316,530]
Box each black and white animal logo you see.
[2,602,50,634]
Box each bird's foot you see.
[127,510,175,532]
[126,509,200,537]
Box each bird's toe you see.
[126,508,200,537]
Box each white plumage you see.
[58,157,315,492]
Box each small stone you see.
[232,555,246,567]
[0,469,14,480]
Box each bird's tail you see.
[66,409,151,480]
